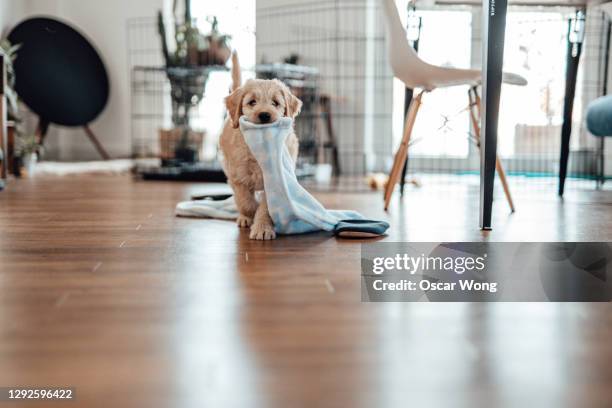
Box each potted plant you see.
[157,1,232,68]
[156,1,232,164]
[0,39,20,120]
[15,134,39,176]
[204,16,231,66]
[1,39,23,179]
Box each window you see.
[392,10,473,158]
[190,1,256,158]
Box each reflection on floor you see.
[0,174,610,407]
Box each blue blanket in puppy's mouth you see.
[239,116,365,234]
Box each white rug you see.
[34,159,135,176]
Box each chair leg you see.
[468,89,515,212]
[384,91,424,211]
[83,125,111,160]
[494,157,515,212]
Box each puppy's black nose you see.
[258,112,271,123]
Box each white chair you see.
[380,0,527,211]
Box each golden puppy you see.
[220,54,302,240]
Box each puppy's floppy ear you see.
[286,93,303,118]
[280,83,302,118]
[225,87,244,128]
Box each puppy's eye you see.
[247,100,256,106]
[272,100,280,107]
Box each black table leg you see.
[480,0,508,230]
[558,15,584,197]
[597,18,610,189]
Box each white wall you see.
[2,0,163,160]
[0,1,26,37]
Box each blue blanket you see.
[239,117,364,234]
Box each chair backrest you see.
[380,0,422,81]
[379,0,481,90]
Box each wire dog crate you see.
[130,65,227,163]
[128,16,230,166]
[256,0,394,191]
[255,63,324,170]
[127,15,343,181]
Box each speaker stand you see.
[35,119,110,160]
[83,125,110,160]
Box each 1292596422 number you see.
[2,388,74,400]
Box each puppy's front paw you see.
[237,214,253,228]
[249,222,276,240]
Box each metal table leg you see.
[558,11,586,197]
[480,0,508,230]
[597,17,610,189]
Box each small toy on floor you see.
[176,117,389,238]
[366,172,421,191]
[366,173,388,190]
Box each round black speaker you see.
[8,17,109,127]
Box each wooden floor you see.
[0,174,611,408]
